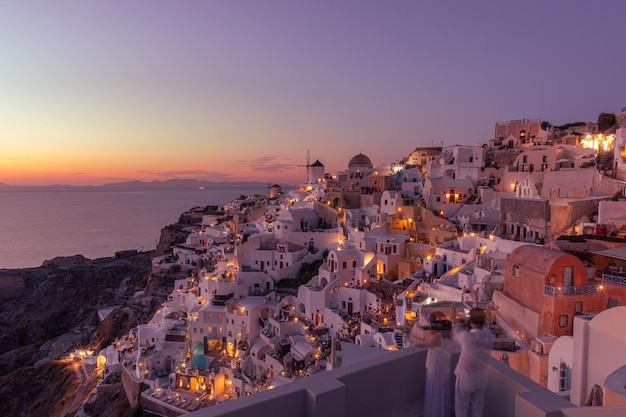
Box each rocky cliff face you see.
[0,222,191,417]
[154,222,189,256]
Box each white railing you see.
[544,284,600,297]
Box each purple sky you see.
[1,1,625,185]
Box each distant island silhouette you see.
[0,179,295,191]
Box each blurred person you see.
[453,309,491,417]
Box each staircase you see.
[394,330,405,349]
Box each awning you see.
[592,247,626,261]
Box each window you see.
[513,265,520,277]
[523,155,528,163]
[574,301,583,313]
[559,315,568,328]
[436,196,441,202]
[343,261,347,269]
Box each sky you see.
[1,1,625,186]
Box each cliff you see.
[0,222,191,417]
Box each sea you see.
[0,184,268,269]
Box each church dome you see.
[348,153,373,168]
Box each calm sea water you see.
[0,185,267,269]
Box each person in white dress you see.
[453,309,491,417]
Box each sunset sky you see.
[1,1,625,186]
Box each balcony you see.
[544,284,601,297]
[602,273,626,287]
[192,346,597,417]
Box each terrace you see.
[184,345,623,417]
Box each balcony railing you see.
[544,284,601,297]
[602,273,626,287]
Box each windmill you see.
[296,150,311,184]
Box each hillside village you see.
[80,112,626,416]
